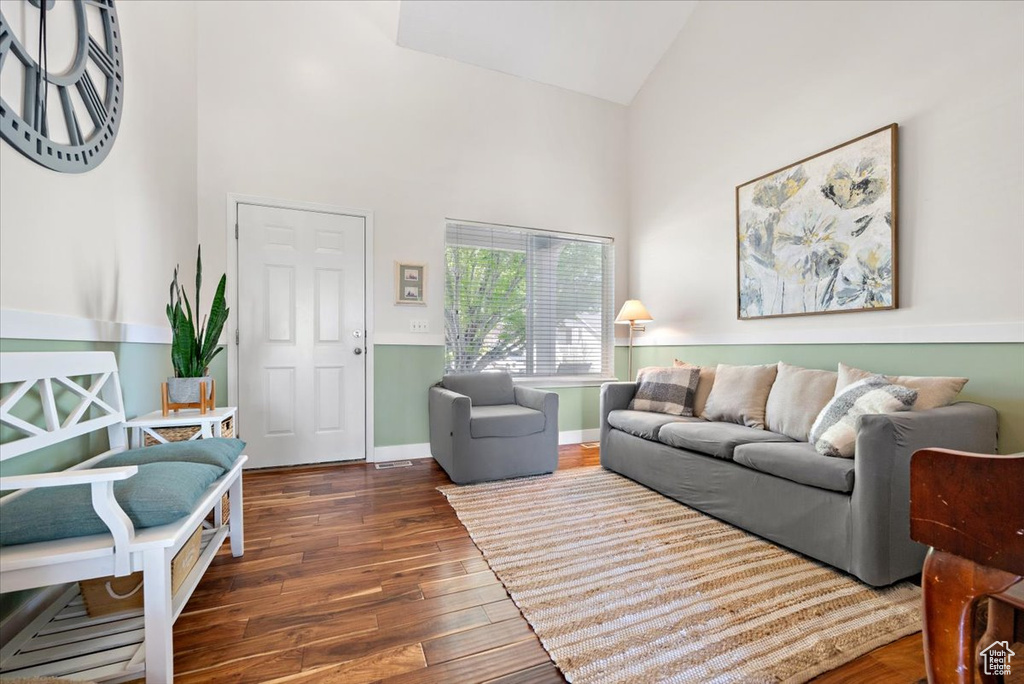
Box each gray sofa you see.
[600,382,998,586]
[429,372,559,484]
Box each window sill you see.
[512,376,619,389]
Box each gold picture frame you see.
[395,262,426,305]
[736,123,898,320]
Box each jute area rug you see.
[438,467,921,684]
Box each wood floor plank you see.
[419,569,500,598]
[484,661,567,684]
[375,584,511,630]
[265,643,426,684]
[376,639,552,684]
[133,445,935,684]
[422,618,536,665]
[482,599,524,624]
[300,606,492,670]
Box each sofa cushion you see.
[836,362,967,411]
[607,410,698,441]
[702,363,779,429]
[0,461,223,547]
[470,404,545,438]
[629,366,700,416]
[100,438,245,472]
[765,363,838,442]
[658,421,793,460]
[810,377,918,457]
[442,373,515,406]
[733,442,856,493]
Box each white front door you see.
[237,204,366,468]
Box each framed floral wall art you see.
[736,124,898,320]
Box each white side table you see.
[125,407,238,449]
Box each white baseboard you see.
[372,442,432,462]
[559,428,600,445]
[373,429,600,462]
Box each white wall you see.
[195,0,628,345]
[0,1,198,329]
[628,0,1024,345]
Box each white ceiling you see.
[396,0,698,105]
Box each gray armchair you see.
[429,372,559,484]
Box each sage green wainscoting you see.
[373,345,607,447]
[624,343,1024,454]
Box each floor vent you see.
[580,442,600,449]
[375,460,413,469]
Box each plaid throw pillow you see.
[629,366,701,416]
[809,376,918,458]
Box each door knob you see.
[354,347,363,355]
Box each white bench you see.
[0,352,246,683]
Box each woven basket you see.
[144,415,234,446]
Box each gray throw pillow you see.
[100,437,246,472]
[629,366,701,416]
[810,376,918,458]
[672,360,716,418]
[0,461,223,546]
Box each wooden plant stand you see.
[161,379,215,416]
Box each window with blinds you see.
[445,220,615,379]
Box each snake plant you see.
[166,246,229,377]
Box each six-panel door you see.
[237,204,366,468]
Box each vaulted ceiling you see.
[397,0,698,105]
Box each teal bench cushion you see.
[0,461,223,546]
[100,438,245,472]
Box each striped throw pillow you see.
[809,377,918,458]
[630,366,701,416]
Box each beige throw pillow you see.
[672,360,716,418]
[836,362,967,411]
[765,362,838,442]
[702,363,778,429]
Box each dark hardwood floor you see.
[161,444,932,683]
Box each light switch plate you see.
[410,319,430,333]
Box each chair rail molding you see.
[630,321,1024,347]
[0,309,172,345]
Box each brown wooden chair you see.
[910,448,1024,683]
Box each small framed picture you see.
[396,262,426,305]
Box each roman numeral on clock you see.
[88,36,115,79]
[77,71,107,127]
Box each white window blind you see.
[445,220,615,379]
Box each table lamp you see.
[615,299,653,380]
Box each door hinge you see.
[235,329,239,345]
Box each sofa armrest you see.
[600,382,637,451]
[514,386,558,429]
[851,402,998,585]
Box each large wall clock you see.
[0,0,123,173]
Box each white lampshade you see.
[615,299,653,323]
